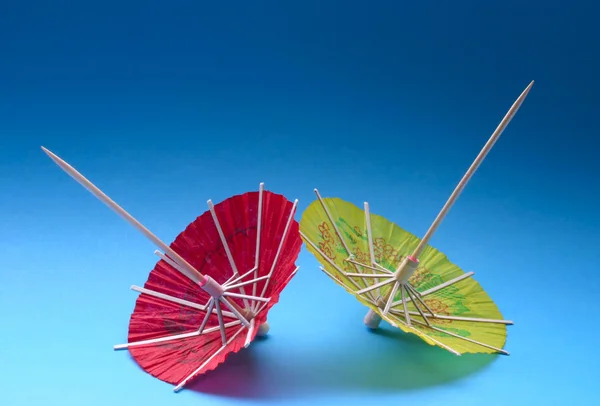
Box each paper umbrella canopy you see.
[300,195,512,355]
[300,80,534,356]
[42,148,302,391]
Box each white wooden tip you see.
[364,309,382,329]
[516,80,535,104]
[41,146,61,164]
[207,199,214,208]
[41,147,63,166]
[257,321,270,337]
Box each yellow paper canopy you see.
[300,196,511,355]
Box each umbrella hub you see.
[201,275,225,298]
[393,255,419,283]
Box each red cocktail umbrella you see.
[119,187,301,390]
[42,148,301,392]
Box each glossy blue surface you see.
[1,1,597,405]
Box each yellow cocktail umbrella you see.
[300,81,534,355]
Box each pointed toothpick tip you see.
[41,146,55,159]
[519,80,535,99]
[41,146,66,168]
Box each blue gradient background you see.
[1,1,598,405]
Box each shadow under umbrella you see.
[187,324,498,400]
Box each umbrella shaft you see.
[411,81,534,259]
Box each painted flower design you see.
[318,241,336,260]
[383,244,394,259]
[373,238,386,262]
[352,247,369,264]
[423,298,453,324]
[372,237,401,266]
[409,266,432,287]
[318,222,334,245]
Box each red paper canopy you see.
[124,188,301,388]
